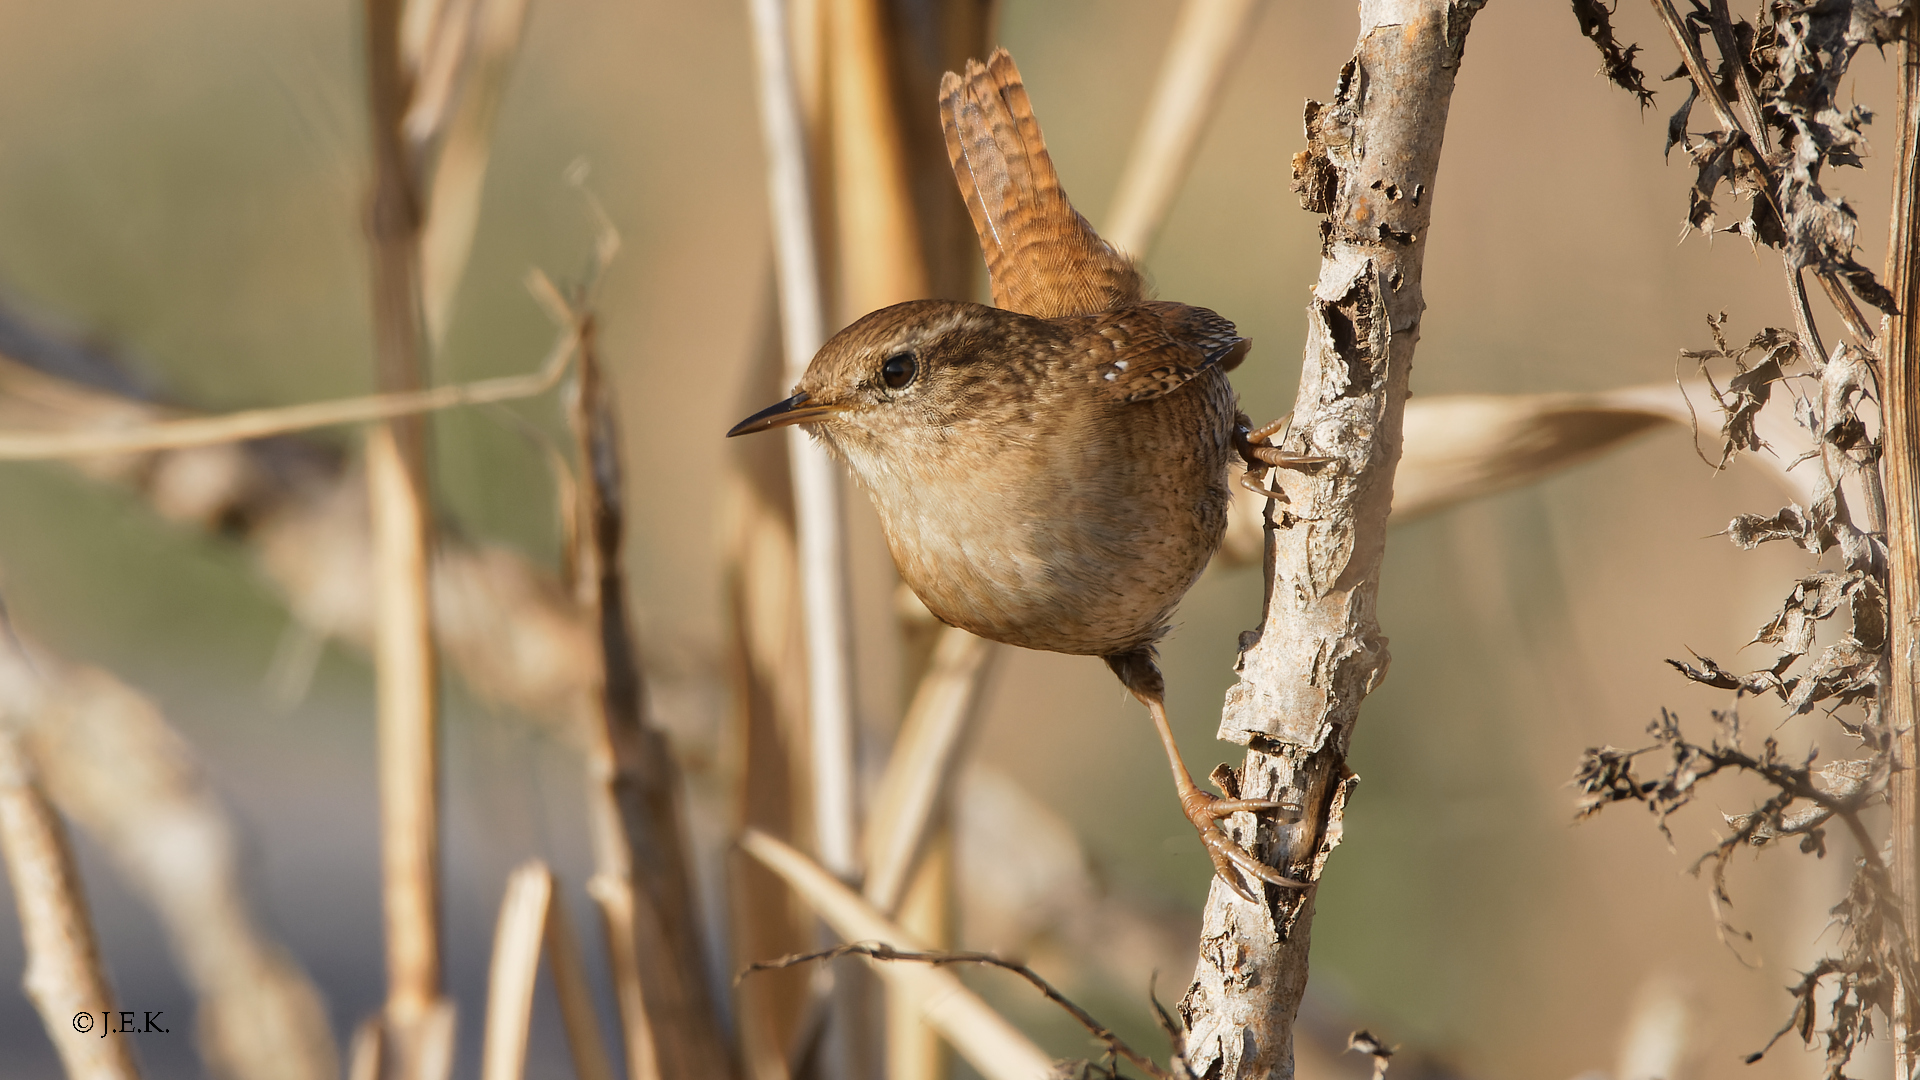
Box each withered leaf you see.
[1665,81,1698,157]
[1785,637,1880,715]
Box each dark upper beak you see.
[726,392,847,437]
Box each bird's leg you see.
[1134,686,1309,903]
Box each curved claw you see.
[1250,446,1336,468]
[1203,797,1298,819]
[1238,474,1287,500]
[1185,791,1310,901]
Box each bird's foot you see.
[1181,787,1309,903]
[1235,412,1334,481]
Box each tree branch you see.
[1182,4,1482,1076]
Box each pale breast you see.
[859,367,1237,657]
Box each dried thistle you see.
[1575,6,1918,1064]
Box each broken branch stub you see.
[1184,3,1481,1077]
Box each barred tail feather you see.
[940,49,1145,319]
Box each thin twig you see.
[740,828,1056,1080]
[744,942,1180,1080]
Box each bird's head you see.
[727,299,1055,475]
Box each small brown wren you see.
[729,49,1305,901]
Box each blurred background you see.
[0,0,1896,1077]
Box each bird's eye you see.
[880,352,917,390]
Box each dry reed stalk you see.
[0,730,141,1080]
[1103,0,1270,256]
[723,16,824,1068]
[747,0,858,887]
[363,0,452,1071]
[366,421,448,1068]
[479,862,616,1080]
[862,626,994,914]
[0,634,337,1080]
[565,302,737,1079]
[722,360,817,1078]
[828,0,929,315]
[1182,4,1480,1076]
[747,2,871,1075]
[0,331,575,461]
[740,829,1055,1080]
[823,6,995,1072]
[1881,7,1920,1067]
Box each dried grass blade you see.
[0,731,141,1080]
[0,329,577,461]
[480,863,553,1080]
[740,829,1055,1080]
[586,873,659,1080]
[420,0,533,346]
[1104,0,1269,256]
[540,877,616,1080]
[1217,382,1818,566]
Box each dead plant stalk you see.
[569,306,739,1080]
[747,0,859,887]
[361,0,450,1073]
[1881,5,1920,1069]
[0,732,140,1080]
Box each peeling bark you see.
[1181,4,1482,1077]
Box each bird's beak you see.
[726,392,847,437]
